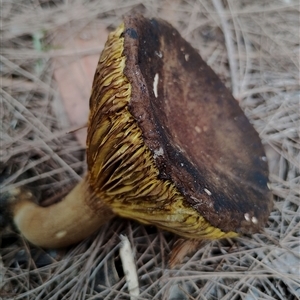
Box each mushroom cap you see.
[86,15,272,239]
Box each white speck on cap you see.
[155,51,163,58]
[251,216,258,224]
[153,73,159,98]
[195,126,201,133]
[244,213,250,222]
[204,188,212,196]
[153,147,164,159]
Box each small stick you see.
[119,235,140,299]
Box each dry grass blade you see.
[1,0,299,299]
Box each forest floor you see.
[1,1,299,299]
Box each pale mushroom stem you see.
[10,176,114,248]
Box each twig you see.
[119,235,140,299]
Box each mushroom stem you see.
[10,176,114,248]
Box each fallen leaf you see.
[169,239,202,268]
[53,23,109,146]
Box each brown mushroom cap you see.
[86,15,272,239]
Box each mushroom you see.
[1,15,272,250]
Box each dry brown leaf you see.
[169,239,202,268]
[53,24,109,147]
